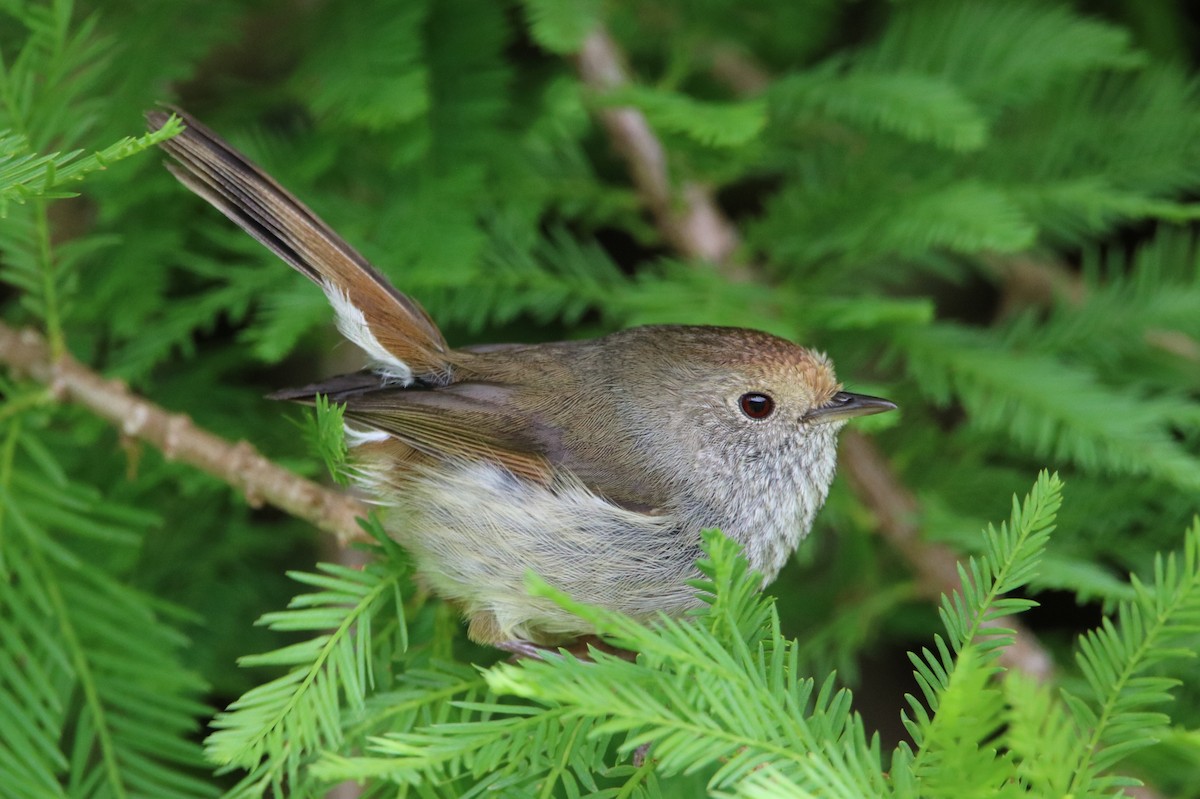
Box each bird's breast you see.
[677,427,841,583]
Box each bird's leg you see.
[495,639,553,661]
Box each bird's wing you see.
[278,377,558,483]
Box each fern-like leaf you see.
[894,473,1063,796]
[604,85,767,148]
[206,547,408,797]
[0,421,214,799]
[482,531,889,797]
[902,323,1200,491]
[301,395,349,487]
[0,120,183,215]
[1064,519,1200,796]
[295,2,430,132]
[941,471,1063,659]
[770,67,987,151]
[863,0,1144,108]
[518,0,601,54]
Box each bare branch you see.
[0,322,369,546]
[707,45,771,96]
[577,30,746,278]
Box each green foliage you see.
[301,395,349,486]
[902,323,1200,490]
[519,0,602,55]
[296,2,429,132]
[0,418,214,799]
[3,0,1200,796]
[893,473,1063,799]
[863,0,1146,108]
[770,68,987,152]
[0,122,181,338]
[0,121,181,213]
[247,480,1198,798]
[1062,518,1200,796]
[207,530,409,797]
[940,472,1062,661]
[605,86,766,148]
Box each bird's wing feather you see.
[277,374,668,512]
[278,377,557,483]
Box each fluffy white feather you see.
[343,423,390,448]
[322,282,413,383]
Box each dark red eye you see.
[739,392,774,420]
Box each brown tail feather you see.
[147,108,450,383]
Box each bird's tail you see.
[147,108,450,384]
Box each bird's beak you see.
[805,391,897,424]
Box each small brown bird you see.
[148,110,895,649]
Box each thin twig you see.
[707,44,771,95]
[573,25,1056,684]
[577,30,747,279]
[0,322,369,546]
[839,432,1055,682]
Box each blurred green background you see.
[3,0,1200,796]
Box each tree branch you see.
[576,30,746,279]
[839,432,1055,682]
[574,26,1056,684]
[0,322,369,546]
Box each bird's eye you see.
[739,392,775,420]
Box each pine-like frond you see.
[239,272,332,367]
[303,532,886,796]
[436,224,627,332]
[0,2,111,150]
[0,122,183,339]
[480,532,889,797]
[1010,178,1200,245]
[311,660,612,798]
[894,648,1018,799]
[605,86,766,148]
[939,472,1063,659]
[0,122,182,214]
[295,2,430,132]
[205,542,408,797]
[995,67,1200,243]
[770,67,987,152]
[750,4,1200,275]
[1063,519,1200,796]
[0,420,214,799]
[1029,553,1137,605]
[901,324,1200,491]
[891,473,1063,798]
[750,167,1037,270]
[518,0,602,54]
[302,396,349,486]
[863,0,1144,109]
[1006,226,1200,387]
[1002,673,1079,796]
[102,222,287,378]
